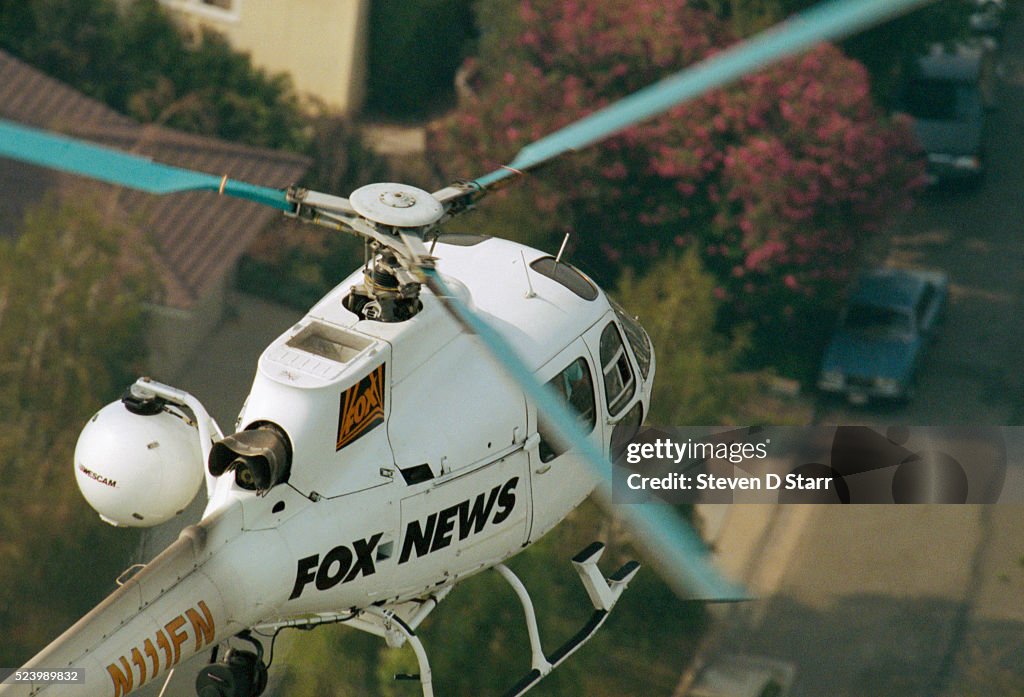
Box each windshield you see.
[843,304,914,337]
[904,78,980,121]
[609,299,653,380]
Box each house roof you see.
[0,49,311,310]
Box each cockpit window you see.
[600,322,636,416]
[610,300,652,380]
[529,257,599,301]
[538,357,596,463]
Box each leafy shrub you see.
[429,0,924,331]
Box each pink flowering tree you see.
[428,0,923,329]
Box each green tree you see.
[126,24,306,150]
[614,251,749,426]
[0,0,123,103]
[0,197,151,665]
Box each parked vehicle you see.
[685,655,796,697]
[818,268,948,404]
[969,0,1005,35]
[898,43,991,185]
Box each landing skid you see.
[499,542,639,697]
[357,541,639,697]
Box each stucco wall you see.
[162,0,368,114]
[145,270,231,381]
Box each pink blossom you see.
[428,3,920,328]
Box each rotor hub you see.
[379,190,416,208]
[350,183,444,228]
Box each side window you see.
[599,322,635,416]
[538,358,596,463]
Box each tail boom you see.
[0,509,288,697]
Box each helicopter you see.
[0,0,934,695]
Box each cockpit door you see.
[528,337,603,541]
[583,313,647,462]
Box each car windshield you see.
[904,78,979,121]
[843,304,914,336]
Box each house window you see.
[160,0,241,22]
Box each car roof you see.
[916,43,983,82]
[851,270,929,311]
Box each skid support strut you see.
[498,541,640,697]
[366,606,435,697]
[348,543,636,697]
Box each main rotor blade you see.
[471,0,933,191]
[0,119,293,211]
[423,268,745,600]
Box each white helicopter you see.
[0,1,932,695]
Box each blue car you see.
[818,268,947,404]
[899,43,991,186]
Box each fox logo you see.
[337,364,385,450]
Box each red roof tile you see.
[0,49,311,309]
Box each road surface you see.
[702,10,1024,697]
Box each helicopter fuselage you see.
[210,234,655,615]
[3,235,654,697]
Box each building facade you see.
[159,0,369,114]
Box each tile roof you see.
[0,49,311,309]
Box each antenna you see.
[521,251,536,299]
[554,232,570,266]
